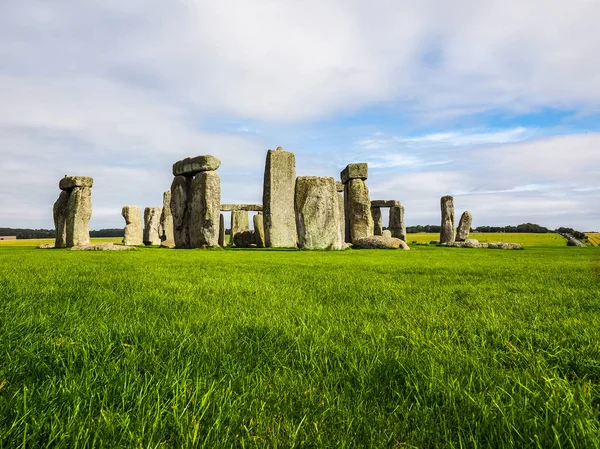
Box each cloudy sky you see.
[1,0,599,230]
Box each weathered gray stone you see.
[122,205,143,246]
[172,155,221,176]
[336,191,345,247]
[345,179,373,242]
[352,235,410,250]
[160,239,176,249]
[371,207,383,235]
[59,176,93,191]
[294,176,343,250]
[53,190,69,248]
[159,191,174,242]
[144,207,162,246]
[389,205,406,241]
[233,230,256,248]
[66,187,92,247]
[382,229,392,238]
[218,214,225,247]
[341,163,368,184]
[71,243,134,251]
[220,204,262,211]
[441,241,481,248]
[230,210,250,247]
[253,214,265,248]
[440,195,455,243]
[335,181,344,192]
[370,200,400,208]
[189,171,221,247]
[487,242,523,250]
[263,147,297,247]
[170,175,192,248]
[456,211,472,242]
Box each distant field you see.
[586,233,600,247]
[407,232,567,247]
[0,243,598,447]
[0,237,122,247]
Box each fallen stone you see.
[440,195,455,243]
[37,243,55,249]
[345,178,373,242]
[371,207,383,235]
[295,176,344,250]
[263,146,297,247]
[170,175,192,248]
[352,236,410,250]
[370,200,400,208]
[440,241,482,248]
[53,190,70,248]
[160,239,176,249]
[253,214,265,248]
[66,187,92,247]
[382,230,392,238]
[230,210,250,246]
[71,243,135,251]
[159,191,174,242]
[341,163,368,184]
[172,155,221,177]
[487,242,523,250]
[456,211,472,242]
[189,171,221,247]
[144,207,162,246]
[220,204,263,211]
[233,230,256,248]
[122,205,143,246]
[59,176,94,191]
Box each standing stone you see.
[170,175,192,248]
[159,191,174,242]
[336,191,345,248]
[144,207,162,246]
[254,214,265,248]
[218,214,225,247]
[263,147,297,247]
[66,187,92,247]
[122,206,143,246]
[344,179,373,242]
[371,207,383,236]
[389,205,406,241]
[440,195,455,243]
[53,190,70,248]
[382,229,392,238]
[189,171,221,247]
[230,210,250,246]
[456,211,473,242]
[295,176,343,250]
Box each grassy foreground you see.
[0,243,599,448]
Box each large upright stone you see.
[344,178,373,242]
[440,195,455,243]
[263,147,297,247]
[230,210,249,246]
[456,211,472,242]
[144,207,162,246]
[66,187,92,247]
[389,205,406,241]
[172,155,221,177]
[159,191,174,242]
[53,190,69,248]
[336,190,345,247]
[253,213,265,248]
[189,171,221,247]
[122,205,143,246]
[218,214,225,247]
[170,175,192,248]
[295,177,343,250]
[371,207,382,236]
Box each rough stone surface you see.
[66,187,92,247]
[253,214,265,248]
[382,230,392,238]
[159,191,174,242]
[170,175,192,248]
[220,204,262,211]
[371,207,383,235]
[456,211,472,242]
[59,176,93,191]
[218,214,225,247]
[440,195,455,243]
[189,171,221,247]
[336,191,345,247]
[230,210,250,247]
[71,243,134,251]
[53,190,70,248]
[370,200,400,208]
[389,205,406,241]
[295,176,344,250]
[345,179,373,242]
[122,205,143,246]
[487,242,523,250]
[144,207,162,246]
[263,147,297,247]
[172,155,221,176]
[340,163,368,184]
[441,241,481,248]
[233,230,256,248]
[335,181,344,192]
[160,239,176,249]
[352,236,410,250]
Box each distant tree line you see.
[556,227,587,240]
[90,229,124,237]
[0,228,124,239]
[407,223,587,235]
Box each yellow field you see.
[585,233,600,246]
[0,237,122,247]
[406,232,567,247]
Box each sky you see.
[1,0,599,231]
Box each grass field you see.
[0,241,599,447]
[407,232,567,247]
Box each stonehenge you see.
[54,176,93,248]
[342,163,373,243]
[159,191,174,242]
[263,147,297,247]
[122,206,143,246]
[456,211,472,242]
[143,207,162,246]
[440,195,455,243]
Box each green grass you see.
[408,232,567,247]
[0,244,599,448]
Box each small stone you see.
[340,163,368,184]
[122,205,143,246]
[172,155,221,176]
[160,239,176,249]
[352,236,410,250]
[59,176,94,191]
[382,230,392,238]
[144,207,162,246]
[456,211,472,242]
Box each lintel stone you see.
[370,200,400,208]
[340,163,368,184]
[172,155,221,177]
[220,203,263,211]
[59,176,93,190]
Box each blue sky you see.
[1,0,599,230]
